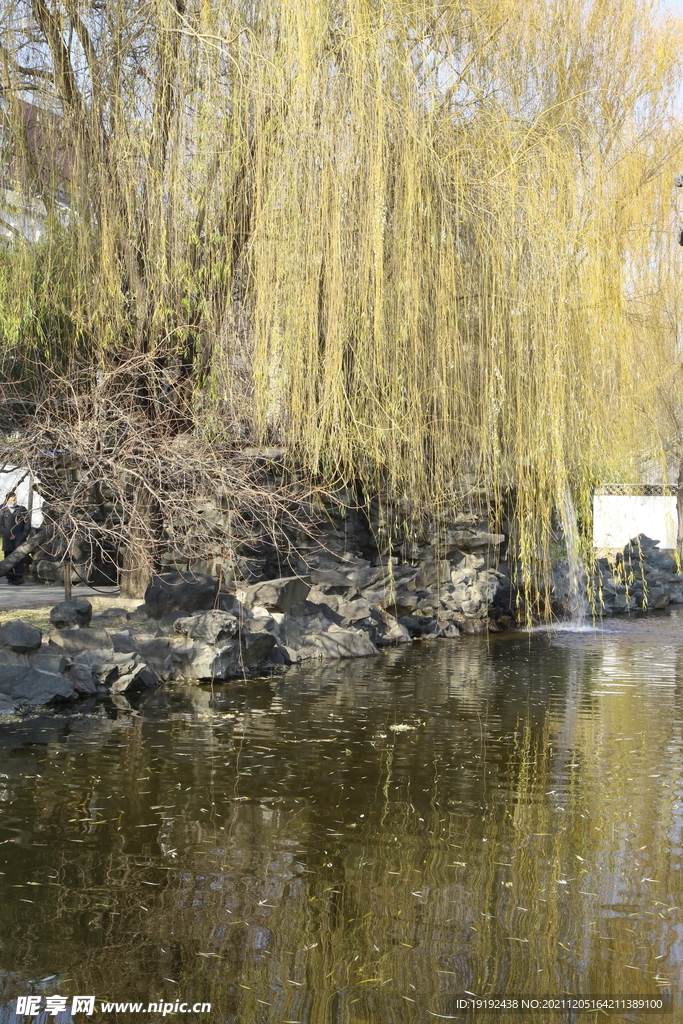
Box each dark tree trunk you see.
[677,454,683,561]
[120,486,163,598]
[0,526,54,578]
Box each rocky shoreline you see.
[0,521,511,713]
[0,531,680,714]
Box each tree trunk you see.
[120,486,162,598]
[0,526,54,578]
[677,454,683,562]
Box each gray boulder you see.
[335,598,373,626]
[646,587,670,610]
[174,610,239,644]
[132,637,175,679]
[111,632,138,654]
[267,642,301,666]
[439,529,506,555]
[65,662,98,695]
[34,559,64,583]
[29,652,68,674]
[389,588,419,616]
[49,627,114,653]
[109,657,159,694]
[0,620,42,653]
[623,534,662,558]
[298,626,379,660]
[0,665,75,705]
[611,593,637,613]
[144,572,218,619]
[309,568,358,595]
[241,632,278,667]
[346,565,384,590]
[242,576,310,616]
[71,650,157,692]
[50,598,92,629]
[217,593,243,615]
[91,607,130,628]
[168,637,238,681]
[374,611,412,645]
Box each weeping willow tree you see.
[0,0,682,595]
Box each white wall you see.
[0,468,44,527]
[593,494,676,551]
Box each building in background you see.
[593,485,676,551]
[0,467,43,528]
[0,93,72,241]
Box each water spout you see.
[558,483,589,624]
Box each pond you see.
[0,612,681,1022]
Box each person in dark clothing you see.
[1,492,30,584]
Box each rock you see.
[217,593,243,615]
[267,642,301,666]
[439,529,506,555]
[34,559,65,583]
[346,565,384,590]
[133,637,175,678]
[0,620,42,653]
[50,598,92,629]
[110,658,159,694]
[91,607,130,627]
[0,665,75,705]
[301,595,343,624]
[71,650,157,692]
[298,626,379,660]
[375,612,412,645]
[388,588,420,616]
[49,627,114,653]
[111,633,138,654]
[0,695,16,714]
[168,638,238,681]
[241,576,311,616]
[241,632,278,667]
[28,653,68,674]
[415,560,452,590]
[65,662,98,695]
[610,593,636,613]
[144,572,218,619]
[624,534,662,557]
[309,568,358,595]
[174,611,239,644]
[646,587,670,610]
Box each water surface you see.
[0,613,682,1021]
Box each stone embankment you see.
[594,534,683,614]
[0,526,511,712]
[552,533,683,617]
[2,531,676,713]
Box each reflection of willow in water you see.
[0,633,681,1021]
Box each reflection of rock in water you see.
[0,1006,74,1024]
[0,970,75,1024]
[2,616,683,1014]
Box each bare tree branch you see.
[0,525,55,580]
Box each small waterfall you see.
[558,483,589,624]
